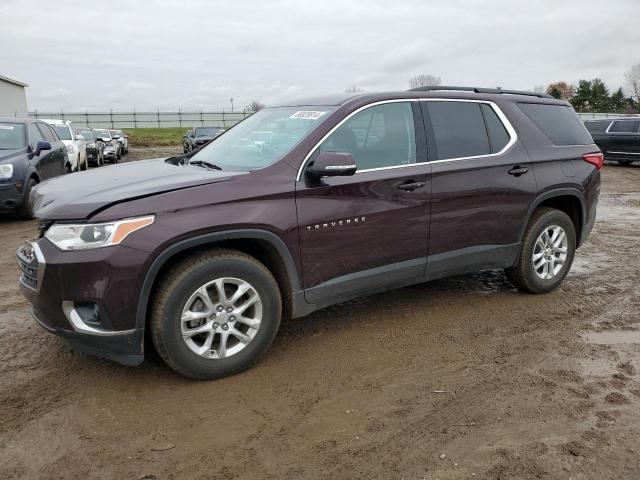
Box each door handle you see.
[397,181,426,191]
[508,166,529,176]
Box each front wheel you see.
[150,250,282,379]
[506,208,576,293]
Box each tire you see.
[81,155,88,171]
[17,178,37,219]
[617,160,632,166]
[150,249,282,379]
[65,163,71,174]
[506,208,576,293]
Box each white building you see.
[0,75,28,117]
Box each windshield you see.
[109,130,122,138]
[95,129,110,139]
[51,124,72,140]
[77,129,93,140]
[194,127,222,137]
[0,123,26,149]
[189,106,336,171]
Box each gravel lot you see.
[1,156,639,480]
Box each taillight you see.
[583,152,604,171]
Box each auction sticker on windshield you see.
[289,111,327,120]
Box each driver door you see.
[295,101,431,304]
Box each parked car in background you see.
[42,119,87,172]
[0,117,68,218]
[76,127,104,166]
[183,126,225,152]
[109,129,128,156]
[94,129,119,163]
[584,118,640,165]
[19,87,601,379]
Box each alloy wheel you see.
[180,277,262,359]
[532,225,568,279]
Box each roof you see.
[274,86,567,108]
[0,75,28,87]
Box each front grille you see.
[17,243,40,291]
[38,220,54,238]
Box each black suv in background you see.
[183,126,225,152]
[584,117,640,165]
[0,117,68,218]
[19,87,601,379]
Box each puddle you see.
[582,324,640,345]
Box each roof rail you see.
[408,85,553,99]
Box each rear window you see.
[426,102,490,160]
[518,103,592,145]
[609,120,640,133]
[584,120,612,133]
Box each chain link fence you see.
[28,110,253,129]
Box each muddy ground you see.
[0,156,639,480]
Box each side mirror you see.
[34,140,51,156]
[75,134,85,141]
[307,151,357,177]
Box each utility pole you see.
[230,98,234,112]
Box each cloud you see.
[1,0,638,111]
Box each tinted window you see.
[518,103,592,145]
[584,120,612,133]
[481,104,510,153]
[0,122,26,149]
[319,102,416,170]
[29,124,44,150]
[426,102,490,160]
[609,120,640,133]
[37,123,56,143]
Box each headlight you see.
[0,164,13,179]
[45,216,155,251]
[66,144,74,154]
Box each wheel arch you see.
[521,189,587,246]
[136,229,300,331]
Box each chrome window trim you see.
[606,119,640,134]
[296,98,518,180]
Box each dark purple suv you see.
[18,87,602,379]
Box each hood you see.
[0,148,26,163]
[32,158,244,220]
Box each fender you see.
[519,187,587,243]
[135,229,300,329]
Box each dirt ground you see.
[1,156,639,480]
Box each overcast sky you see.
[1,0,638,112]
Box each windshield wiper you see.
[188,160,222,171]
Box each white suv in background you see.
[42,119,88,171]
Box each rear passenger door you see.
[421,100,537,278]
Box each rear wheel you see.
[506,208,576,293]
[617,160,633,166]
[150,250,282,379]
[17,178,37,219]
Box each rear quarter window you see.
[584,120,612,134]
[518,103,592,146]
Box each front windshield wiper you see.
[188,159,223,171]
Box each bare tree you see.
[408,74,442,89]
[546,81,574,101]
[245,100,266,112]
[531,85,545,94]
[625,63,640,102]
[345,86,363,93]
